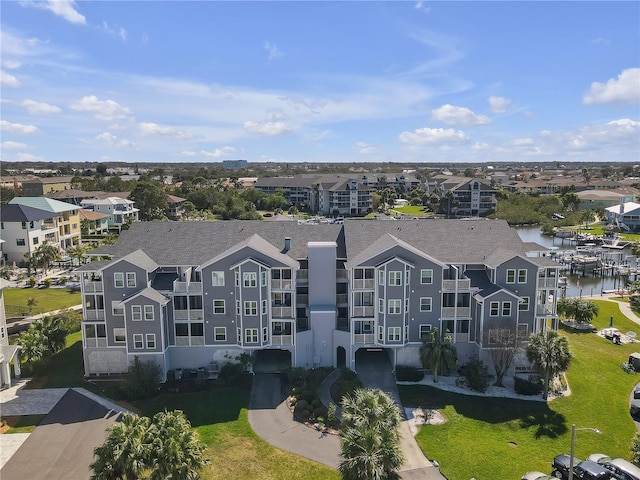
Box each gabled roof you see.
[606,202,640,214]
[112,249,158,272]
[0,204,57,222]
[79,209,110,221]
[9,196,79,213]
[81,196,133,206]
[347,233,446,269]
[120,287,169,306]
[166,194,186,203]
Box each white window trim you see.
[261,271,267,287]
[112,301,124,316]
[243,272,257,288]
[244,301,258,316]
[502,301,512,316]
[378,270,384,286]
[114,272,124,288]
[389,271,402,286]
[132,305,142,321]
[214,326,227,342]
[144,305,154,321]
[133,333,143,349]
[419,324,432,339]
[388,299,401,314]
[506,269,516,284]
[420,297,432,312]
[114,328,126,343]
[420,269,433,285]
[213,299,225,314]
[245,328,259,343]
[519,297,530,311]
[489,301,499,316]
[126,272,136,288]
[388,326,401,342]
[518,269,527,284]
[212,271,225,286]
[146,333,156,349]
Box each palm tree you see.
[147,410,208,480]
[419,327,457,382]
[556,297,577,320]
[67,244,90,266]
[34,244,60,275]
[339,388,403,480]
[526,330,572,400]
[34,315,67,357]
[91,414,151,480]
[573,299,599,325]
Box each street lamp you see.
[568,423,602,480]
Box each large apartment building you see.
[77,220,560,379]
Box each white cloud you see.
[591,37,611,45]
[244,120,292,136]
[1,69,20,87]
[200,146,237,158]
[2,60,22,69]
[17,152,43,161]
[472,142,490,150]
[1,141,29,149]
[21,0,86,25]
[353,141,377,154]
[70,95,132,121]
[264,41,284,61]
[431,104,490,126]
[583,68,640,105]
[99,21,127,41]
[512,138,534,146]
[415,1,431,13]
[139,122,190,139]
[181,151,197,157]
[488,96,512,114]
[0,120,39,134]
[22,99,62,115]
[398,127,467,144]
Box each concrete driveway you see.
[0,389,121,480]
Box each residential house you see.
[0,278,22,387]
[21,176,74,196]
[0,204,60,264]
[79,209,111,236]
[77,220,560,380]
[166,195,187,220]
[431,176,498,217]
[576,189,638,210]
[605,202,640,232]
[7,197,82,251]
[80,197,139,229]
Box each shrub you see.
[289,396,297,406]
[327,402,337,423]
[621,362,637,374]
[27,277,37,288]
[297,409,311,422]
[219,362,246,386]
[514,376,543,395]
[294,399,309,411]
[117,357,161,400]
[42,278,52,288]
[460,357,492,393]
[313,406,328,419]
[395,365,424,382]
[287,367,307,387]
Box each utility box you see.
[629,353,640,371]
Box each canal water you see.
[515,226,631,298]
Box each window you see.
[389,271,402,286]
[236,300,240,315]
[131,305,142,321]
[114,328,126,343]
[235,271,240,286]
[488,328,510,345]
[388,327,401,341]
[133,334,143,349]
[237,328,242,343]
[378,270,384,286]
[84,323,106,339]
[420,269,433,284]
[519,297,530,311]
[388,299,401,314]
[405,298,409,313]
[244,301,258,315]
[262,300,268,315]
[114,272,124,288]
[146,334,156,349]
[144,305,154,321]
[263,327,268,342]
[379,299,384,314]
[190,323,204,337]
[175,323,189,337]
[245,328,259,343]
[261,271,267,286]
[243,272,257,287]
[517,324,529,339]
[420,297,432,312]
[506,269,516,283]
[126,272,136,288]
[419,325,432,339]
[502,302,512,316]
[112,301,124,316]
[21,222,26,229]
[33,237,39,245]
[213,300,225,314]
[212,271,225,286]
[378,326,384,342]
[405,270,410,285]
[518,269,527,283]
[214,327,226,341]
[16,238,25,246]
[489,301,499,316]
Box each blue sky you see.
[1,1,639,165]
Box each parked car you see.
[601,458,640,480]
[588,454,612,465]
[553,455,582,479]
[634,385,640,400]
[630,399,640,420]
[573,460,613,479]
[522,472,555,480]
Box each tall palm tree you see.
[33,315,67,357]
[573,300,599,325]
[67,244,90,266]
[34,244,60,275]
[339,388,403,480]
[17,328,46,371]
[526,330,572,400]
[419,327,458,383]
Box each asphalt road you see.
[0,389,121,480]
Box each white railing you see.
[336,294,348,304]
[271,279,292,290]
[83,281,103,293]
[353,333,376,344]
[174,309,189,320]
[353,279,374,289]
[536,306,553,316]
[85,338,107,348]
[174,281,188,292]
[352,306,374,317]
[337,271,349,281]
[272,306,293,318]
[297,294,309,305]
[190,309,204,320]
[174,281,202,293]
[441,307,471,318]
[296,271,308,282]
[85,309,105,321]
[442,279,471,291]
[191,337,205,346]
[176,337,190,346]
[271,335,293,346]
[188,282,202,293]
[537,278,557,288]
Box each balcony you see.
[442,279,471,291]
[191,336,205,346]
[538,278,557,288]
[336,293,348,305]
[297,294,309,306]
[174,309,203,320]
[176,337,190,346]
[296,270,309,284]
[272,306,293,318]
[352,306,374,317]
[352,279,374,289]
[536,306,554,316]
[173,281,202,293]
[271,335,293,346]
[441,306,471,318]
[85,309,105,321]
[83,281,103,293]
[85,338,107,348]
[271,279,293,290]
[453,333,469,343]
[353,333,375,344]
[337,270,349,282]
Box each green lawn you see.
[391,205,431,216]
[570,223,640,242]
[3,287,81,315]
[401,299,639,479]
[1,415,46,434]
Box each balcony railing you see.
[442,279,471,291]
[536,306,554,316]
[271,335,293,346]
[441,306,471,318]
[352,306,374,317]
[453,333,469,343]
[353,279,374,289]
[337,271,349,281]
[271,279,293,290]
[176,337,190,346]
[173,281,202,293]
[296,270,308,283]
[353,333,375,344]
[85,338,107,348]
[85,309,105,321]
[83,281,103,293]
[191,336,205,346]
[272,306,293,318]
[297,294,308,305]
[174,309,203,320]
[537,278,557,288]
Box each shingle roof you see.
[9,196,79,213]
[0,204,57,222]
